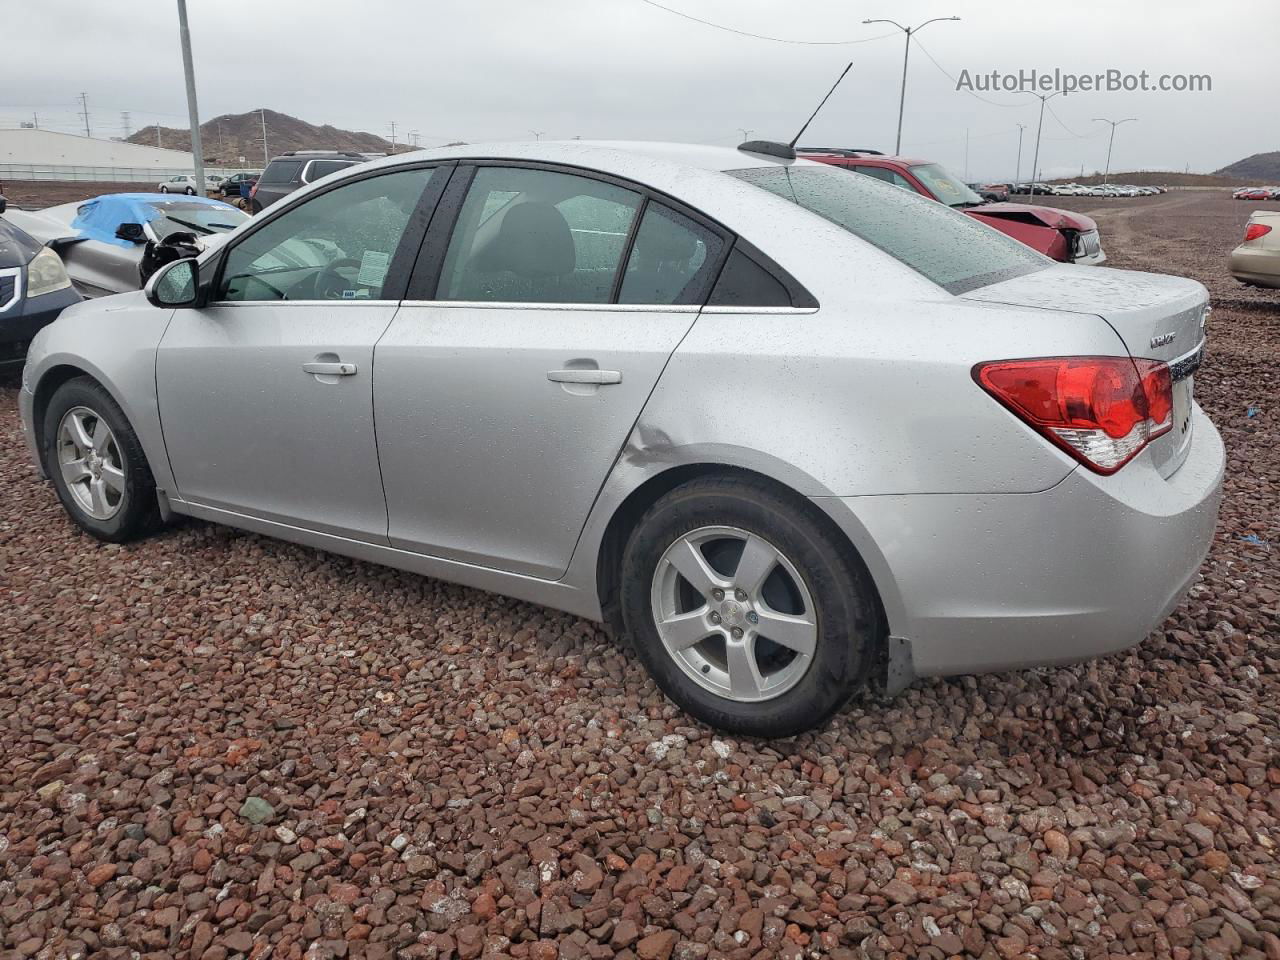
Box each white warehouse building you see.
[0,128,236,182]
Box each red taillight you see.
[1244,223,1272,242]
[974,356,1174,474]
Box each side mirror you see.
[115,222,146,243]
[144,257,198,308]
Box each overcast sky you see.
[5,0,1274,180]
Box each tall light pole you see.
[1014,122,1026,188]
[1093,117,1136,185]
[176,0,205,190]
[737,127,754,142]
[862,16,960,154]
[259,109,269,167]
[1027,91,1061,199]
[530,129,545,140]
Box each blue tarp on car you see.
[70,194,238,247]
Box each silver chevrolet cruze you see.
[19,142,1224,736]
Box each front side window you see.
[617,203,724,305]
[852,165,915,191]
[305,159,358,182]
[260,160,302,184]
[216,168,435,302]
[729,165,1048,294]
[437,167,641,304]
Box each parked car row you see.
[1019,182,1166,198]
[15,140,1223,735]
[1233,186,1280,200]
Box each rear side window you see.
[437,166,642,304]
[707,248,792,307]
[306,159,357,182]
[729,165,1049,294]
[617,203,724,305]
[260,160,302,184]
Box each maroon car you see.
[798,148,1106,265]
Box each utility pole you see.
[121,112,131,138]
[530,130,544,141]
[78,92,91,137]
[157,124,163,148]
[1092,117,1136,185]
[388,121,397,151]
[32,112,39,130]
[176,0,206,190]
[259,109,269,166]
[737,127,754,141]
[1014,122,1026,187]
[218,117,225,161]
[1027,91,1061,199]
[862,16,960,154]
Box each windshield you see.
[728,164,1049,295]
[910,163,985,207]
[145,201,249,238]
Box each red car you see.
[1234,187,1274,201]
[798,148,1106,265]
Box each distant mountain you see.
[127,109,419,166]
[1216,151,1280,182]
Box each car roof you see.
[797,149,935,167]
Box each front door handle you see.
[302,361,357,376]
[547,369,622,385]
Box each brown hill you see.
[1215,151,1280,182]
[127,109,415,166]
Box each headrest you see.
[476,202,575,278]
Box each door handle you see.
[302,361,357,376]
[547,369,622,385]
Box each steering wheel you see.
[311,258,364,300]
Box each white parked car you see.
[157,174,222,196]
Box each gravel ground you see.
[1,191,1278,960]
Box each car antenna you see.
[738,62,853,161]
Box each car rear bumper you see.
[1230,247,1280,288]
[819,404,1224,678]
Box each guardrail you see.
[0,164,259,183]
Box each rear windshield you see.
[729,165,1049,294]
[261,160,303,184]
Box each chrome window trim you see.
[398,300,701,313]
[701,305,818,316]
[206,299,399,308]
[0,266,23,313]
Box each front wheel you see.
[620,476,880,737]
[159,185,169,193]
[184,187,195,195]
[43,378,161,543]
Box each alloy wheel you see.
[650,525,818,703]
[56,406,125,521]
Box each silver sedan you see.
[18,141,1224,736]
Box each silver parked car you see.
[18,142,1224,736]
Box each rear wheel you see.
[620,476,880,737]
[159,185,169,193]
[43,378,161,543]
[184,186,195,195]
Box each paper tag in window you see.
[356,250,391,288]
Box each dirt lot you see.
[0,191,1277,960]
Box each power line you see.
[635,0,898,45]
[910,39,1033,108]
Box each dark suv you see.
[248,151,367,213]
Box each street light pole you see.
[1015,122,1026,188]
[863,16,960,154]
[176,0,205,191]
[1092,117,1137,185]
[1027,91,1060,200]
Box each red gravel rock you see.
[1,189,1278,960]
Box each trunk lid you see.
[964,264,1209,477]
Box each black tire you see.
[43,377,161,543]
[159,186,169,193]
[619,475,880,737]
[184,187,195,195]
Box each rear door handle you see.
[546,369,622,385]
[302,361,357,376]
